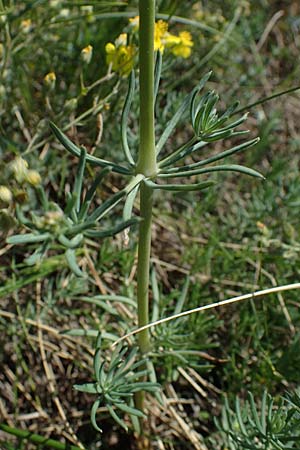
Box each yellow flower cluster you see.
[105,33,136,77]
[105,17,193,76]
[129,16,194,58]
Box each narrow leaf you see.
[158,164,265,179]
[50,122,131,175]
[7,233,50,245]
[154,50,163,102]
[90,399,103,433]
[85,217,140,239]
[73,383,98,394]
[123,185,139,221]
[121,71,135,166]
[107,404,128,432]
[156,71,212,155]
[164,138,260,174]
[73,148,86,213]
[88,190,125,222]
[65,248,86,277]
[58,234,83,248]
[116,402,145,418]
[145,179,215,191]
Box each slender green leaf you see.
[90,399,103,433]
[121,71,135,166]
[158,138,205,168]
[73,148,86,213]
[154,50,163,102]
[73,383,98,394]
[79,167,111,220]
[107,404,128,432]
[156,71,212,155]
[7,233,50,245]
[165,138,260,174]
[123,185,139,221]
[85,217,140,238]
[158,164,265,179]
[174,277,190,315]
[88,190,125,222]
[116,402,145,418]
[235,397,247,436]
[58,234,83,248]
[65,249,86,277]
[50,122,131,175]
[61,329,118,341]
[145,179,215,191]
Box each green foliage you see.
[216,390,300,450]
[74,333,160,433]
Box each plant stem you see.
[136,182,153,355]
[0,423,82,450]
[136,0,156,354]
[136,0,157,176]
[135,0,156,412]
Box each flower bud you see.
[44,72,56,90]
[81,45,93,64]
[26,170,41,186]
[10,156,29,183]
[0,185,13,204]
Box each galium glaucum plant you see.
[6,1,264,436]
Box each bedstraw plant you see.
[6,0,275,442]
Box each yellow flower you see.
[115,33,127,47]
[21,19,32,33]
[105,36,135,77]
[165,31,193,58]
[129,15,139,31]
[81,44,93,64]
[44,71,56,90]
[154,20,168,52]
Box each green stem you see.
[136,0,157,176]
[135,0,157,413]
[136,0,157,353]
[0,424,82,450]
[136,182,153,354]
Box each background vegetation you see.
[0,0,300,448]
